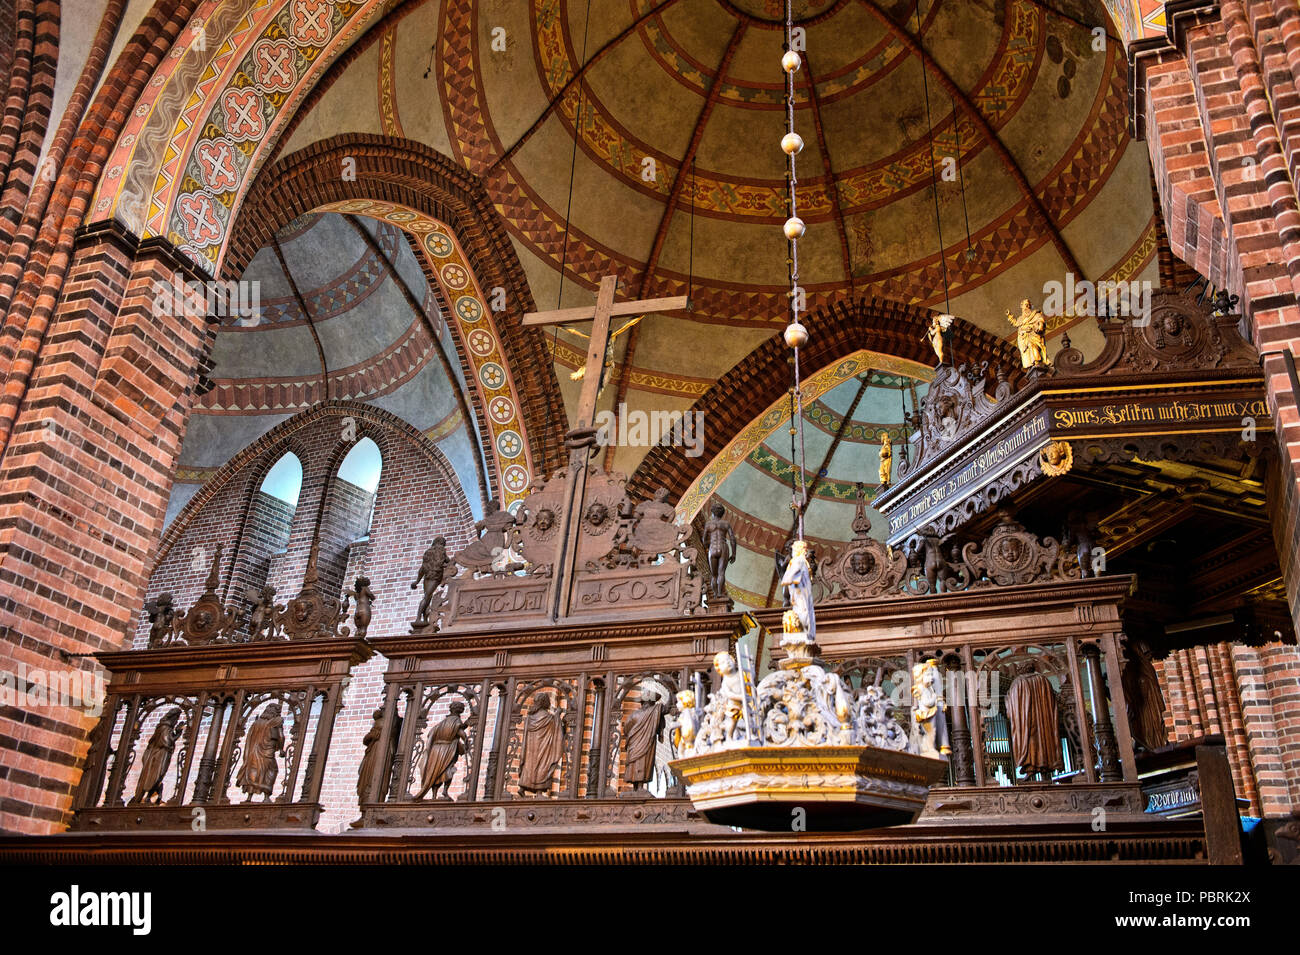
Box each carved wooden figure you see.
[1005,669,1062,779]
[453,501,521,576]
[236,703,285,800]
[703,503,737,601]
[350,576,375,640]
[411,537,456,627]
[519,694,565,795]
[144,594,176,647]
[128,709,182,805]
[357,707,399,803]
[415,701,469,800]
[621,693,666,792]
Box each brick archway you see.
[224,134,569,485]
[627,295,1023,504]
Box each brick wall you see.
[137,401,476,832]
[1136,3,1300,628]
[0,224,208,833]
[1154,639,1300,817]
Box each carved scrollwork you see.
[898,362,1011,479]
[961,511,1067,587]
[142,540,365,647]
[1052,288,1258,378]
[818,484,907,599]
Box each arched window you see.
[336,438,383,535]
[337,437,382,495]
[316,439,383,598]
[259,452,303,509]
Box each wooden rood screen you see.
[359,575,1147,830]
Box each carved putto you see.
[902,526,969,595]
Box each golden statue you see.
[878,432,892,487]
[670,689,699,757]
[1007,299,1050,368]
[925,313,954,365]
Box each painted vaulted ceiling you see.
[95,0,1169,607]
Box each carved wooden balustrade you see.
[358,614,738,830]
[797,574,1147,823]
[72,544,374,831]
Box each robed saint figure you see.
[416,701,467,800]
[129,708,182,805]
[236,702,285,799]
[519,693,565,795]
[1005,671,1063,778]
[621,697,665,790]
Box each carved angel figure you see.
[144,594,176,647]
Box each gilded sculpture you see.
[910,658,951,758]
[1006,299,1050,368]
[669,689,699,757]
[878,432,893,487]
[779,539,815,649]
[925,313,954,365]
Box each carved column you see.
[192,697,228,804]
[943,654,976,786]
[586,678,605,798]
[1081,643,1122,782]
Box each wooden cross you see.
[523,275,689,435]
[522,275,689,618]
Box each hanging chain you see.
[780,0,810,543]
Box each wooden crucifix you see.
[522,274,689,619]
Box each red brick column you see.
[1154,644,1265,815]
[0,221,207,832]
[1136,5,1300,629]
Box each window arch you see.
[259,452,303,509]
